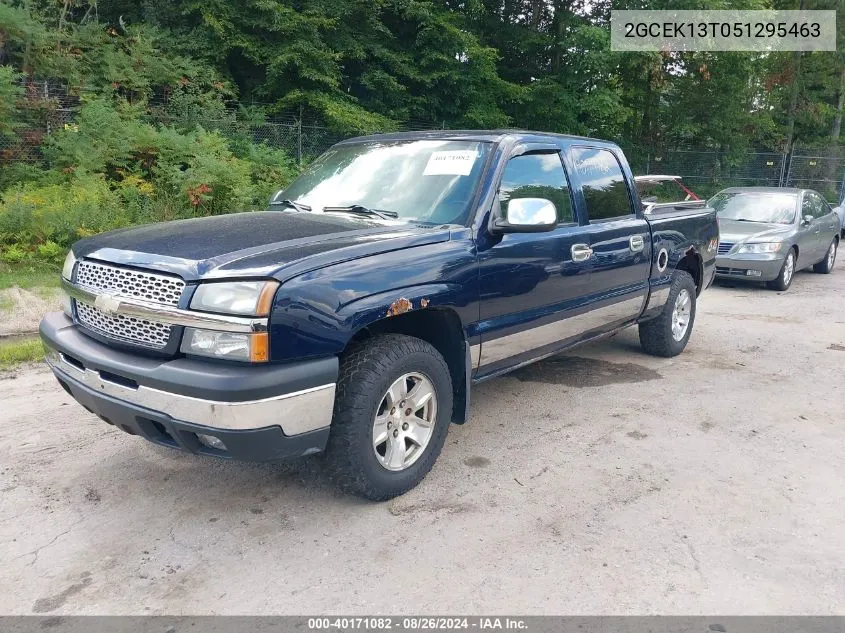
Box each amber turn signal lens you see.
[249,332,269,362]
[256,281,279,317]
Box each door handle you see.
[629,235,645,252]
[571,243,593,262]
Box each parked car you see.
[712,187,840,291]
[635,175,701,210]
[40,131,718,499]
[832,196,845,238]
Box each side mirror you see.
[491,198,558,234]
[802,214,813,226]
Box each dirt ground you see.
[0,287,62,337]
[2,265,844,615]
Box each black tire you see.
[813,239,837,274]
[766,248,796,291]
[639,270,697,358]
[325,334,453,500]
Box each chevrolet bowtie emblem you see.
[94,293,122,316]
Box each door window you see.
[571,147,634,221]
[499,153,574,224]
[801,192,815,219]
[810,192,830,218]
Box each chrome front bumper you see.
[40,312,338,440]
[45,349,335,435]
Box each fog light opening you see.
[197,434,227,451]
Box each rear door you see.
[563,145,651,330]
[808,191,838,254]
[800,191,834,263]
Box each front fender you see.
[268,282,470,362]
[267,236,479,363]
[337,283,465,332]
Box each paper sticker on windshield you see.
[423,150,477,176]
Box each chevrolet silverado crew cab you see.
[41,131,718,499]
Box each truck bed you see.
[644,200,709,216]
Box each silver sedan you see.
[711,187,840,291]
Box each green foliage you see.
[0,67,25,139]
[0,262,61,289]
[0,173,125,249]
[0,336,45,370]
[0,98,298,255]
[1,0,844,261]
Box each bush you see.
[0,174,127,249]
[0,98,300,258]
[1,245,27,264]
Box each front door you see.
[476,150,590,375]
[798,191,825,265]
[805,191,837,261]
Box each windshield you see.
[708,191,797,224]
[276,140,491,225]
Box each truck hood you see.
[717,219,794,244]
[73,211,453,281]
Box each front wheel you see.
[325,334,453,500]
[639,270,697,358]
[767,248,796,291]
[813,239,837,274]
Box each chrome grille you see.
[76,261,185,306]
[76,302,173,348]
[717,242,734,255]
[73,261,185,349]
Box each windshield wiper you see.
[270,199,312,213]
[322,204,399,220]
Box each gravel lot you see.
[2,265,845,615]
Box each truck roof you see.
[338,129,617,146]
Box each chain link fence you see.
[2,82,844,204]
[627,147,844,203]
[784,151,845,203]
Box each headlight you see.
[61,251,77,317]
[736,242,782,254]
[62,250,77,280]
[181,328,269,362]
[61,292,73,318]
[190,281,279,316]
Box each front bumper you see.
[715,253,785,282]
[40,312,338,461]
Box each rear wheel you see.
[813,239,837,274]
[639,270,697,358]
[767,248,796,291]
[325,334,452,500]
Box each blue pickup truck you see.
[40,131,718,499]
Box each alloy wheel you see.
[671,289,692,341]
[372,372,437,471]
[783,252,794,286]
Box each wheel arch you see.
[675,247,704,295]
[344,303,471,425]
